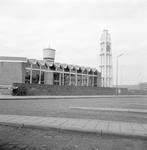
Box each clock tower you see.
[100,30,113,87]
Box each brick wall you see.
[13,83,128,96]
[22,63,27,83]
[0,62,24,85]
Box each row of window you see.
[25,69,98,86]
[25,70,44,84]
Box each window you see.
[71,74,76,86]
[41,71,44,84]
[77,75,82,86]
[53,73,60,85]
[94,77,97,86]
[32,70,39,84]
[83,75,87,86]
[25,69,30,83]
[88,76,93,86]
[64,74,69,85]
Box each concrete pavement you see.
[1,95,147,100]
[70,107,147,113]
[0,95,122,100]
[0,114,147,139]
[1,125,146,150]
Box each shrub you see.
[27,88,40,95]
[12,85,28,96]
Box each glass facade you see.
[25,70,30,83]
[71,74,76,86]
[32,70,39,84]
[41,71,44,84]
[64,74,70,85]
[25,60,101,87]
[53,73,60,85]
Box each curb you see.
[1,121,147,140]
[70,107,147,114]
[1,95,147,100]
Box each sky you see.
[0,0,147,85]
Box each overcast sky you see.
[0,0,147,85]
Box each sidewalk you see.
[0,95,147,100]
[0,95,115,100]
[70,107,147,113]
[0,114,147,139]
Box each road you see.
[0,97,147,123]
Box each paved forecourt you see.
[0,114,147,139]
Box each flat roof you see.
[0,56,27,62]
[0,56,100,73]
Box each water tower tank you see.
[43,47,56,62]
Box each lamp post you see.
[116,53,123,96]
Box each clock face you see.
[107,44,110,52]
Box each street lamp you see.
[116,53,123,96]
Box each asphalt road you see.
[0,97,147,123]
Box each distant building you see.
[117,85,139,90]
[0,47,101,87]
[100,30,113,87]
[139,82,147,90]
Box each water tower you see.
[43,47,56,62]
[100,30,113,87]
